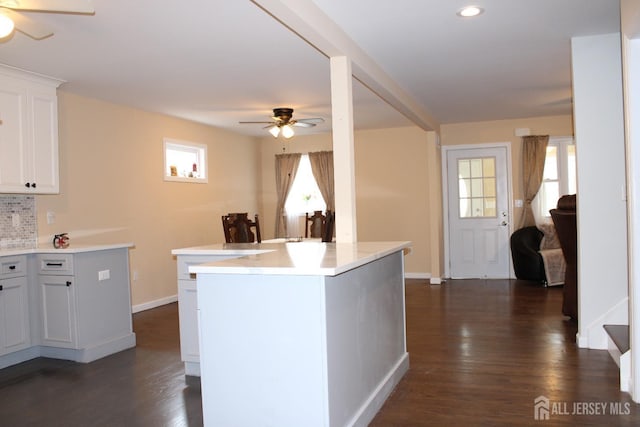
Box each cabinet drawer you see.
[37,254,74,275]
[0,255,27,279]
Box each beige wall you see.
[36,92,261,308]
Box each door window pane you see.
[471,178,483,197]
[458,157,497,218]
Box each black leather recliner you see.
[550,194,577,319]
[510,226,546,282]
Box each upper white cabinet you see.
[0,64,63,194]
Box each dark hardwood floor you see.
[0,279,638,426]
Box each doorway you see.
[442,144,512,279]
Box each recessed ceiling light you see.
[457,5,484,18]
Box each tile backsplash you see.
[0,195,37,249]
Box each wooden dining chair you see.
[305,210,327,238]
[221,213,262,243]
[322,210,335,243]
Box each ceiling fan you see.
[0,0,94,40]
[240,107,324,139]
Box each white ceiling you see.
[0,0,621,137]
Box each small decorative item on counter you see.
[189,163,198,178]
[53,233,70,249]
[170,165,178,176]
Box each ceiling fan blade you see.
[297,118,325,124]
[239,121,276,125]
[292,121,315,128]
[0,0,94,13]
[4,9,53,39]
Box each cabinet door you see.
[0,276,30,355]
[178,279,199,362]
[0,87,29,192]
[40,275,77,348]
[29,90,59,194]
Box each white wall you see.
[621,0,640,402]
[571,33,628,349]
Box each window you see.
[285,154,326,215]
[458,157,497,218]
[163,138,208,183]
[536,137,576,218]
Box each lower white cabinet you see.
[0,245,136,370]
[0,255,30,356]
[39,274,77,348]
[37,249,135,355]
[178,279,199,364]
[175,253,242,376]
[0,276,30,355]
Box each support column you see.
[330,56,357,243]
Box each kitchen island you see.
[180,240,410,427]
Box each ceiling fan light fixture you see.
[281,124,295,139]
[268,125,280,138]
[0,14,15,38]
[457,5,484,18]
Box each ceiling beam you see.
[251,0,440,132]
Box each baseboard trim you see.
[40,333,137,363]
[405,272,430,280]
[185,361,201,377]
[132,295,178,313]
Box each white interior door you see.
[446,146,511,278]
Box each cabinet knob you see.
[9,265,16,270]
[24,182,36,188]
[66,281,72,287]
[0,285,3,291]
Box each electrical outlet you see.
[47,211,56,224]
[98,269,110,281]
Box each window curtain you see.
[519,135,549,228]
[274,153,301,238]
[308,150,335,212]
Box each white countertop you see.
[0,243,134,257]
[184,241,411,276]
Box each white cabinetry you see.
[0,245,136,370]
[0,64,63,194]
[37,249,136,361]
[0,256,30,355]
[38,254,76,348]
[176,254,241,376]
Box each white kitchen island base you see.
[194,245,409,427]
